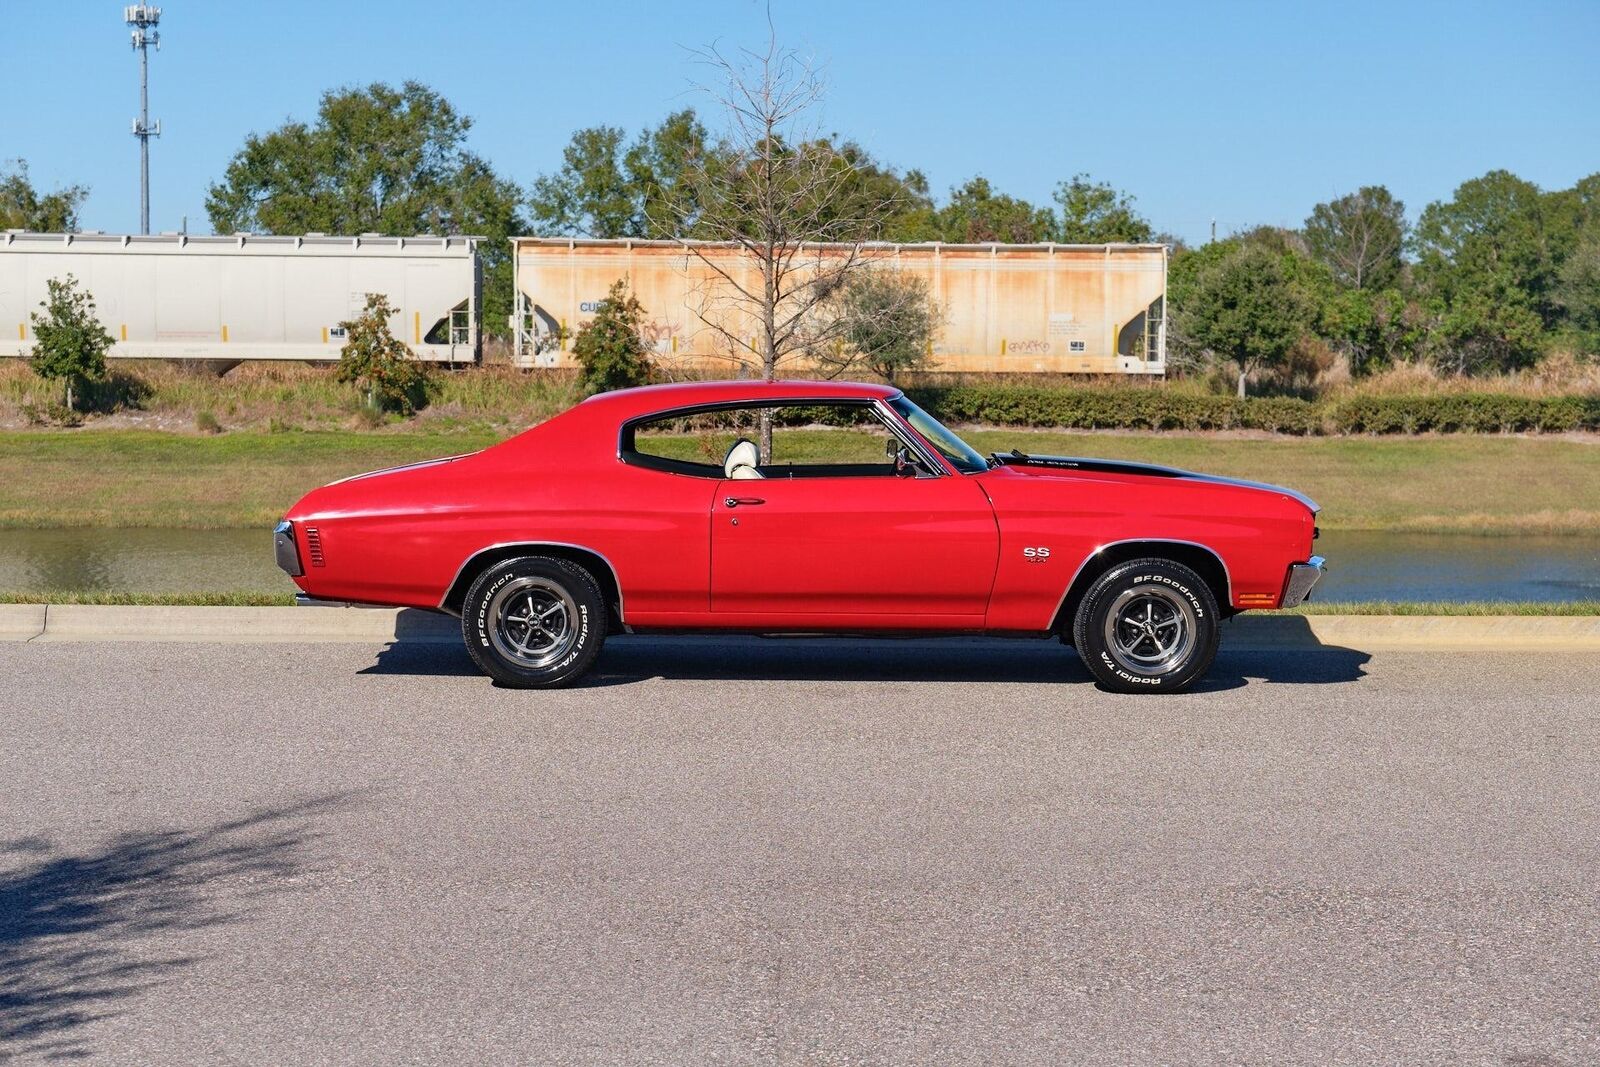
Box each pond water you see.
[1,527,1597,604]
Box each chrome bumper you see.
[1281,555,1326,608]
[274,520,303,578]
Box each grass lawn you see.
[1,427,1598,533]
[0,430,502,528]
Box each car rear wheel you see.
[1072,558,1219,694]
[461,556,606,688]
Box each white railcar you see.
[0,231,481,364]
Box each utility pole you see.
[126,5,162,235]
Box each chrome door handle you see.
[724,497,766,507]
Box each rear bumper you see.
[1280,555,1327,608]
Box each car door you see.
[710,473,999,621]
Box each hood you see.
[992,451,1319,513]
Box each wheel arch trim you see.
[439,541,625,621]
[1050,538,1233,631]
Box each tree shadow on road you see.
[0,793,354,1062]
[362,632,1370,689]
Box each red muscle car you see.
[274,380,1324,693]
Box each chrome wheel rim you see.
[1102,586,1196,677]
[487,577,579,669]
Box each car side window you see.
[622,402,936,479]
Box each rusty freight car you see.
[511,238,1167,375]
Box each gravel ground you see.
[2,636,1597,1065]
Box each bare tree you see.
[659,14,907,457]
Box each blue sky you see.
[6,1,1598,245]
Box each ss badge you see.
[1023,546,1051,562]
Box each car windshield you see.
[888,395,989,474]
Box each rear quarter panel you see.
[285,420,719,615]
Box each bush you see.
[336,294,431,413]
[28,274,114,412]
[572,279,653,394]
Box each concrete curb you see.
[2,604,1599,651]
[0,604,47,641]
[1225,614,1600,652]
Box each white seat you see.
[724,438,764,480]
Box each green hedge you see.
[1326,393,1600,434]
[902,385,1600,436]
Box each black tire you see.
[461,556,607,688]
[1072,558,1219,694]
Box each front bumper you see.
[1280,555,1326,608]
[274,520,303,578]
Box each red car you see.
[275,380,1324,693]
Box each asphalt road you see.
[3,636,1598,1065]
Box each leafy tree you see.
[336,294,430,413]
[205,82,525,337]
[1555,233,1600,353]
[627,109,715,237]
[932,177,1053,243]
[529,109,721,240]
[1052,174,1153,243]
[528,109,934,244]
[529,124,636,237]
[571,279,654,393]
[1304,185,1406,290]
[1168,240,1311,396]
[28,275,113,412]
[1411,170,1555,371]
[1,161,88,231]
[816,270,939,383]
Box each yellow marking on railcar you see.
[221,324,229,343]
[120,324,127,341]
[414,311,421,345]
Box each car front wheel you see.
[1072,558,1220,694]
[461,556,606,688]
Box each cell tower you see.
[126,5,162,235]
